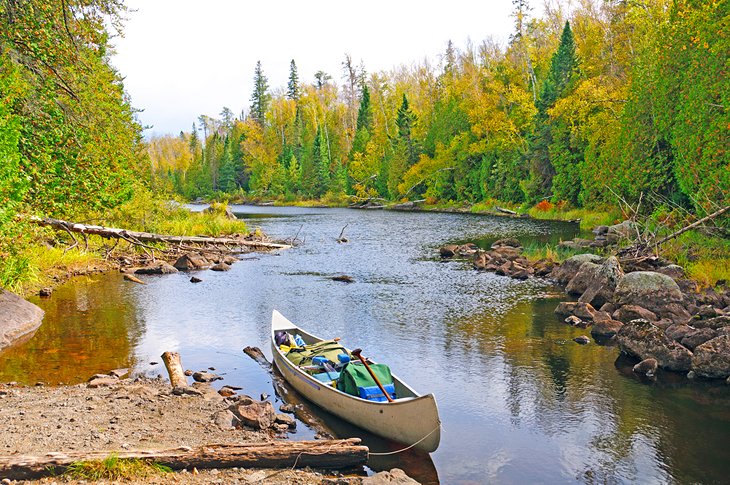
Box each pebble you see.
[574,336,590,345]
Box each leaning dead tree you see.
[0,439,368,480]
[24,215,291,255]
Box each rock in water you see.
[211,263,231,272]
[691,335,730,379]
[579,256,624,307]
[0,290,45,351]
[190,276,203,283]
[135,262,179,275]
[192,371,222,383]
[332,275,354,283]
[551,254,603,285]
[633,358,658,376]
[616,319,693,372]
[565,262,600,295]
[173,253,211,270]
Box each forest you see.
[0,0,728,289]
[147,0,728,215]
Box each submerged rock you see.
[633,358,658,376]
[173,253,211,270]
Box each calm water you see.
[2,206,729,484]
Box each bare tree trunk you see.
[653,205,730,247]
[24,215,290,250]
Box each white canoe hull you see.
[271,310,441,453]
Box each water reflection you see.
[0,275,141,384]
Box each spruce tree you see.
[287,60,300,101]
[350,83,372,158]
[250,61,271,124]
[527,21,579,201]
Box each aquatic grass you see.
[64,454,172,480]
[527,205,619,231]
[521,241,586,263]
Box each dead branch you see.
[653,205,730,247]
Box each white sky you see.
[111,0,527,137]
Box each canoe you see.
[270,310,441,453]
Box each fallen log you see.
[23,215,291,250]
[0,439,368,480]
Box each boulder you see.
[573,302,597,321]
[574,336,590,345]
[135,262,179,275]
[592,311,613,324]
[492,246,522,260]
[565,262,600,295]
[691,335,730,379]
[229,397,277,430]
[211,262,231,272]
[362,469,419,485]
[592,225,609,235]
[578,256,624,307]
[616,319,693,372]
[591,319,623,337]
[457,243,479,256]
[666,324,695,343]
[212,409,240,430]
[274,413,296,429]
[554,302,576,317]
[607,220,637,238]
[223,255,238,265]
[173,253,210,270]
[192,371,222,383]
[655,264,685,280]
[600,302,618,315]
[680,328,717,351]
[692,315,730,331]
[614,271,687,321]
[633,358,658,376]
[613,305,658,323]
[0,290,44,351]
[190,276,203,283]
[551,254,603,285]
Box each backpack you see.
[337,362,396,401]
[286,340,350,367]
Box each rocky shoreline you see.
[440,224,730,382]
[0,373,417,484]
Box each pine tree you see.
[312,126,331,196]
[396,93,419,167]
[250,61,271,124]
[350,83,372,158]
[287,60,300,101]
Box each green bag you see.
[286,340,349,366]
[337,362,394,396]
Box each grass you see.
[660,230,730,289]
[64,454,172,480]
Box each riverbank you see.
[440,229,730,380]
[0,376,388,484]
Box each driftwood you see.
[495,206,517,215]
[24,215,291,250]
[161,351,188,389]
[0,439,368,480]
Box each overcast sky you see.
[111,0,528,137]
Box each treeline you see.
[151,0,728,213]
[0,0,144,230]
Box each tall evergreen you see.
[350,83,372,158]
[312,126,331,196]
[396,94,419,167]
[287,60,300,101]
[527,21,579,201]
[250,61,271,124]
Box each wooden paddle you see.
[351,348,394,403]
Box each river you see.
[1,205,729,484]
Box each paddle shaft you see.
[351,348,394,403]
